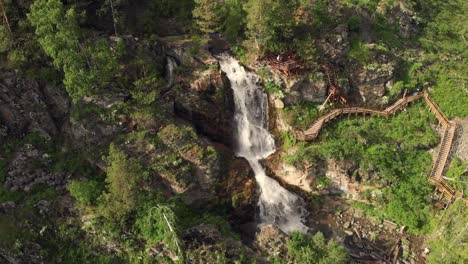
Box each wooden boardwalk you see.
[296,92,467,205]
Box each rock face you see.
[350,50,396,104]
[174,69,235,147]
[317,24,350,63]
[283,73,328,105]
[4,144,67,192]
[0,71,69,143]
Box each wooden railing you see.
[296,92,467,205]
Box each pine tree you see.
[192,0,222,34]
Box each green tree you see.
[223,0,245,43]
[244,0,298,51]
[243,0,272,49]
[29,0,118,101]
[192,0,222,34]
[98,144,144,222]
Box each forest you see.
[0,0,467,263]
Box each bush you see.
[347,37,371,65]
[427,200,468,263]
[68,180,103,206]
[287,231,348,263]
[348,15,360,32]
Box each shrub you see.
[427,200,468,263]
[68,180,103,206]
[287,231,347,263]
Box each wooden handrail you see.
[296,92,464,205]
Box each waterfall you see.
[219,55,308,234]
[165,56,177,88]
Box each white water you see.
[219,55,308,234]
[165,56,177,88]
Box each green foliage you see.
[244,0,298,51]
[98,144,144,223]
[282,102,320,129]
[193,0,223,34]
[222,0,245,43]
[445,157,468,198]
[347,15,360,32]
[141,0,194,34]
[68,180,103,206]
[264,81,283,98]
[293,33,318,66]
[347,37,371,65]
[383,175,433,233]
[136,202,184,260]
[284,103,439,232]
[131,74,161,106]
[286,231,347,263]
[426,200,468,263]
[28,0,119,101]
[0,24,11,54]
[413,0,468,117]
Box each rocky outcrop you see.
[4,144,67,192]
[218,154,257,222]
[317,24,350,63]
[254,225,288,258]
[350,49,397,104]
[184,224,256,262]
[0,71,69,142]
[174,69,235,147]
[283,73,328,105]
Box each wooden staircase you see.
[296,92,467,205]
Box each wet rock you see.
[350,50,397,104]
[283,73,327,105]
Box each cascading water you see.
[165,56,177,88]
[219,55,308,234]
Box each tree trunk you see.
[109,0,118,36]
[0,0,11,32]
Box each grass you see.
[445,157,468,198]
[284,102,439,232]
